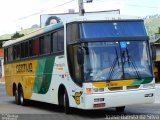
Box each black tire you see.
[64,90,70,114]
[116,106,125,113]
[14,87,20,105]
[18,87,27,106]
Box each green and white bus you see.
[3,14,155,114]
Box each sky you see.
[0,0,160,36]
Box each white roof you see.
[65,14,141,23]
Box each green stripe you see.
[141,77,153,84]
[33,56,55,94]
[132,77,153,85]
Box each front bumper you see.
[83,89,155,109]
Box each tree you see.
[11,32,24,39]
[31,24,40,28]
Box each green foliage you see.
[144,17,160,36]
[0,28,39,40]
[11,32,24,39]
[31,24,40,28]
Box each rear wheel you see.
[18,86,27,106]
[14,87,20,105]
[116,106,125,113]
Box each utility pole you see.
[78,0,93,16]
[78,0,84,16]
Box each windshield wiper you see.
[107,48,120,80]
[125,48,142,79]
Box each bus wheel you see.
[63,90,70,114]
[116,106,125,113]
[14,87,19,105]
[18,87,26,106]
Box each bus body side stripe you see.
[32,56,55,94]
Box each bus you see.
[3,14,155,114]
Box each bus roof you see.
[3,14,141,47]
[65,14,141,23]
[3,22,64,47]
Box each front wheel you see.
[64,90,70,114]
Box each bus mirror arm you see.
[77,47,84,65]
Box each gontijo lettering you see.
[16,63,33,72]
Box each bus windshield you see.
[80,21,147,38]
[83,41,152,81]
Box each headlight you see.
[85,88,105,94]
[93,88,105,92]
[86,88,92,94]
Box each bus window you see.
[57,30,64,51]
[66,23,79,44]
[66,24,72,42]
[16,44,21,60]
[33,38,39,56]
[21,43,25,58]
[13,46,16,60]
[13,45,20,60]
[24,42,29,58]
[21,42,29,58]
[39,36,44,55]
[39,35,51,55]
[29,40,34,56]
[4,48,8,62]
[52,29,64,53]
[8,47,13,61]
[52,32,58,53]
[28,39,39,57]
[44,34,51,54]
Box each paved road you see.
[0,83,160,120]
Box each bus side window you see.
[16,44,21,60]
[13,46,16,60]
[57,29,64,51]
[13,45,20,60]
[52,32,58,53]
[4,46,13,62]
[66,23,79,44]
[8,47,13,61]
[33,38,39,56]
[51,29,64,53]
[24,42,29,58]
[39,36,44,55]
[44,34,51,54]
[29,40,34,57]
[21,43,24,58]
[4,48,8,62]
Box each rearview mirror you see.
[77,47,84,65]
[151,45,156,61]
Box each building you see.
[0,39,12,82]
[0,48,4,77]
[150,35,160,83]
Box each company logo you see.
[72,91,82,105]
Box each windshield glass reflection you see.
[83,41,152,81]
